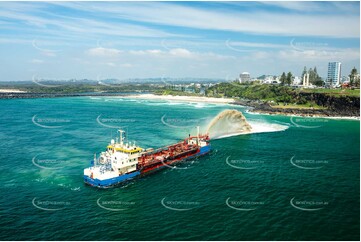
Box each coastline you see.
[120,93,235,104]
[248,106,360,120]
[246,109,360,120]
[1,91,359,120]
[0,89,26,93]
[230,100,359,120]
[121,94,360,120]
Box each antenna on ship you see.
[118,129,125,146]
[126,126,129,145]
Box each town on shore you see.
[0,62,359,118]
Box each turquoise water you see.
[0,97,359,241]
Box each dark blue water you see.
[0,97,359,240]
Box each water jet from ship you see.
[206,109,252,139]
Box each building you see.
[262,76,280,85]
[263,76,274,84]
[239,72,251,83]
[327,62,341,87]
[293,76,302,85]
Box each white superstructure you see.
[84,130,143,181]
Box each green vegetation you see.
[270,102,326,110]
[206,82,303,102]
[301,88,360,97]
[278,72,293,86]
[2,77,359,110]
[349,67,360,88]
[205,82,359,109]
[0,83,159,94]
[279,72,287,85]
[153,89,201,96]
[302,66,323,86]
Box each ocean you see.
[0,96,359,241]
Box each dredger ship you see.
[84,128,210,188]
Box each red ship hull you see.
[138,136,210,174]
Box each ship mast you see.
[118,129,125,146]
[197,126,200,145]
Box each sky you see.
[0,1,359,81]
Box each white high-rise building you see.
[239,72,251,83]
[327,62,341,87]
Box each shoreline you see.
[121,94,360,120]
[229,99,360,120]
[0,92,359,120]
[245,109,360,120]
[120,93,235,104]
[0,89,26,93]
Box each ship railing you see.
[100,166,106,174]
[99,161,113,174]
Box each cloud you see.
[79,2,359,38]
[129,49,163,55]
[238,47,360,78]
[169,48,192,57]
[0,4,184,41]
[261,1,360,15]
[6,2,356,39]
[226,41,286,49]
[30,59,44,64]
[0,2,359,81]
[277,48,360,62]
[86,47,122,57]
[260,2,326,12]
[128,48,234,60]
[0,38,30,44]
[120,63,133,68]
[148,49,163,54]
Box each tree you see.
[286,72,293,85]
[312,67,323,86]
[280,72,287,86]
[349,67,359,87]
[301,66,307,79]
[313,77,324,87]
[313,66,317,74]
[308,67,314,81]
[303,66,323,86]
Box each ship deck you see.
[138,141,199,170]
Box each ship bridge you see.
[107,145,143,154]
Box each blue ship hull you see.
[84,145,211,188]
[84,171,140,188]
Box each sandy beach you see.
[0,89,26,93]
[121,94,235,104]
